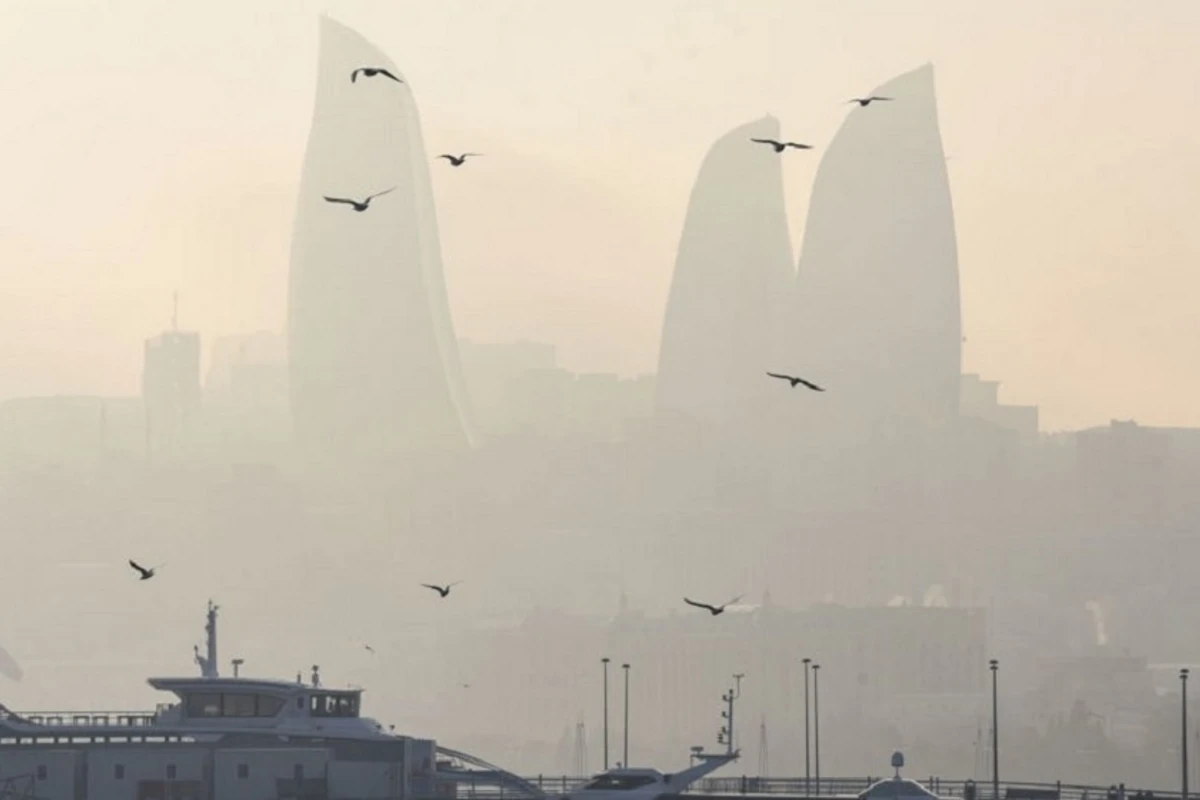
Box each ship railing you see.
[510,777,1186,800]
[12,710,158,728]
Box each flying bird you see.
[422,582,460,598]
[351,67,403,84]
[849,96,893,107]
[438,153,481,167]
[750,138,813,153]
[322,188,395,212]
[363,643,376,655]
[766,372,825,392]
[683,596,743,616]
[128,560,159,581]
[459,682,471,689]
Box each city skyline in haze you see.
[1,0,1199,431]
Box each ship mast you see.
[194,600,220,678]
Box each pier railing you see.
[511,776,1184,800]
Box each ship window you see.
[115,765,125,780]
[166,764,177,780]
[237,763,249,780]
[222,693,257,717]
[256,695,285,717]
[186,692,221,718]
[36,765,47,780]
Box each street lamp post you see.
[803,658,812,797]
[990,659,1000,800]
[602,657,611,770]
[1182,668,1190,800]
[623,663,631,768]
[813,664,821,796]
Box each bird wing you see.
[750,138,781,146]
[785,142,813,149]
[684,597,717,613]
[129,559,148,575]
[379,69,404,82]
[725,594,744,607]
[765,372,793,382]
[871,96,893,101]
[437,155,455,161]
[323,196,356,205]
[366,187,397,201]
[420,584,442,592]
[461,153,482,158]
[797,378,825,392]
[350,69,363,82]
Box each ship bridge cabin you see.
[147,677,362,725]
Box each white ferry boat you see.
[0,601,538,800]
[564,750,739,800]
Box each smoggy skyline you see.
[1,0,1199,431]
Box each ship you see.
[563,750,740,800]
[0,601,540,800]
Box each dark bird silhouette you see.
[128,560,158,581]
[422,582,460,598]
[322,188,395,212]
[351,67,403,84]
[766,372,825,392]
[438,153,481,167]
[849,96,893,107]
[364,643,376,655]
[750,138,813,153]
[459,682,471,689]
[684,596,743,616]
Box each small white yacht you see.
[0,601,537,800]
[565,750,740,800]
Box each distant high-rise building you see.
[656,115,794,428]
[791,64,961,437]
[288,16,473,461]
[653,116,794,504]
[142,330,201,459]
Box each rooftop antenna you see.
[194,600,219,678]
[231,658,244,678]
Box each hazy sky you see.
[1,0,1198,430]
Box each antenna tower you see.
[573,717,588,776]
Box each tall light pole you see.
[1182,668,1190,800]
[990,659,1000,800]
[623,663,631,768]
[602,657,611,770]
[803,658,811,797]
[813,664,821,796]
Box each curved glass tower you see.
[791,64,961,437]
[655,115,794,431]
[288,17,473,460]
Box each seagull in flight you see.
[849,96,892,107]
[766,372,825,392]
[684,596,743,616]
[422,582,460,598]
[322,188,395,212]
[438,153,481,167]
[128,560,161,581]
[750,138,813,153]
[351,67,403,84]
[363,643,376,655]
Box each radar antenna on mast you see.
[194,600,220,678]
